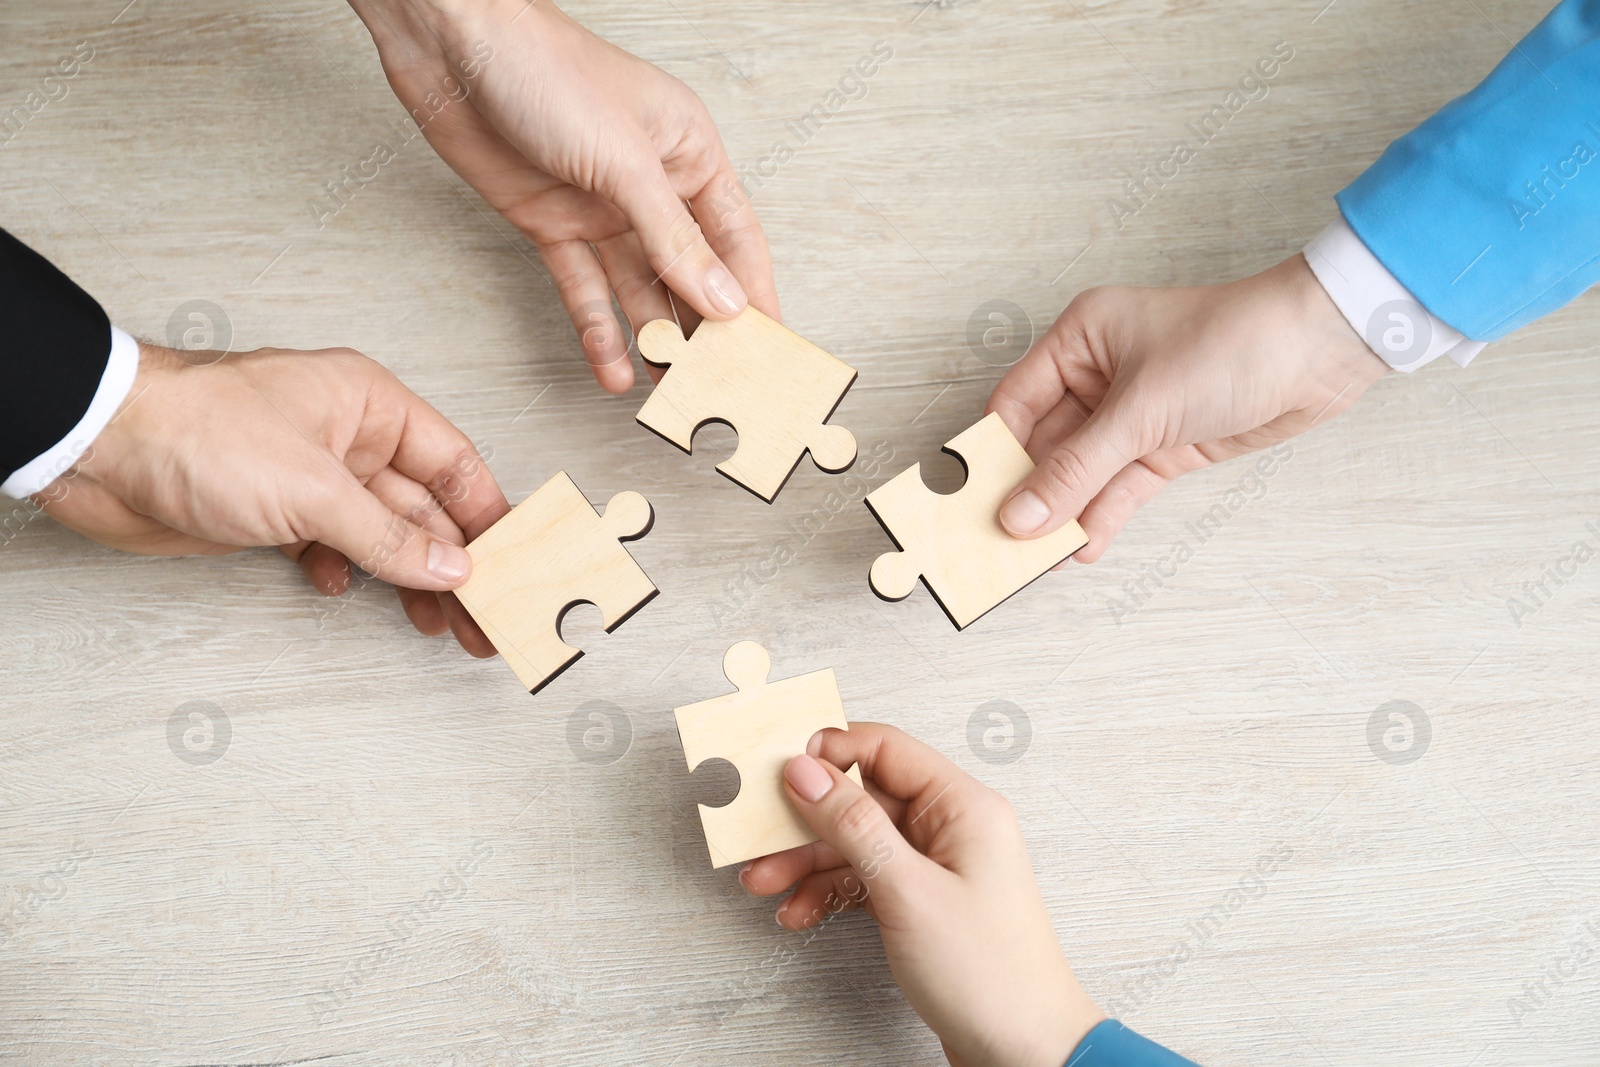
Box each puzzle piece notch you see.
[865,412,1089,630]
[454,472,658,696]
[675,641,861,868]
[636,308,859,502]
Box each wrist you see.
[1273,253,1389,399]
[1024,971,1105,1067]
[347,0,543,62]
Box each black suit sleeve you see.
[0,226,113,485]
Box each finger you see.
[290,541,354,596]
[1073,446,1209,564]
[741,780,909,896]
[438,590,498,658]
[594,230,674,354]
[776,867,873,931]
[781,753,935,911]
[297,474,471,592]
[397,586,449,637]
[363,466,465,545]
[741,841,848,897]
[598,147,748,323]
[688,162,779,321]
[810,722,977,809]
[985,295,1112,450]
[540,238,636,394]
[373,388,509,542]
[810,723,1002,864]
[997,383,1148,540]
[1018,397,1091,465]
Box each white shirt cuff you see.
[1303,218,1485,373]
[1,325,139,499]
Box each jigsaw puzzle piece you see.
[454,471,658,695]
[675,641,860,868]
[636,307,859,502]
[865,412,1088,629]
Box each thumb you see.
[601,149,748,321]
[999,398,1145,539]
[783,754,929,910]
[301,477,473,592]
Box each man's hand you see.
[742,723,1104,1067]
[987,253,1389,561]
[40,343,511,654]
[349,0,779,393]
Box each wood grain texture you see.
[2,0,1599,1064]
[455,472,657,694]
[675,641,861,868]
[867,412,1090,627]
[637,307,858,501]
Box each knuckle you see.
[663,213,709,262]
[981,786,1016,824]
[1033,448,1093,503]
[1064,284,1118,321]
[610,272,660,306]
[321,346,370,369]
[832,792,884,844]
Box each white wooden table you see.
[3,1,1597,1063]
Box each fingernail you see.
[427,541,470,583]
[806,730,824,757]
[775,900,790,926]
[737,861,753,885]
[1000,489,1050,536]
[704,265,747,316]
[785,754,833,803]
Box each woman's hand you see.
[987,254,1388,561]
[349,0,780,392]
[742,722,1105,1067]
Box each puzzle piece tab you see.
[637,307,858,502]
[674,641,860,868]
[454,471,657,695]
[866,412,1088,629]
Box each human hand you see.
[39,342,511,654]
[348,0,779,393]
[987,253,1388,561]
[741,723,1104,1067]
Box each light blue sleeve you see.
[1336,0,1600,341]
[1065,1020,1199,1066]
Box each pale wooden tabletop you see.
[3,1,1598,1064]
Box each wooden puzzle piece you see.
[866,412,1089,629]
[454,471,657,695]
[674,641,861,868]
[636,307,859,502]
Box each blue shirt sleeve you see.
[1336,0,1600,341]
[1066,1020,1198,1066]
